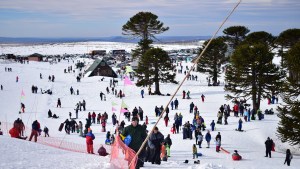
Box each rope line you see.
[129,0,242,167]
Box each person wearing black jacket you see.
[265,137,273,158]
[148,127,164,165]
[284,149,293,166]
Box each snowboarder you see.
[141,89,144,98]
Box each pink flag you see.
[124,76,133,86]
[21,89,25,98]
[112,107,117,112]
[120,108,128,113]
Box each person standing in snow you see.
[86,129,95,154]
[265,137,273,158]
[284,149,293,166]
[43,126,49,137]
[148,127,164,165]
[201,94,205,102]
[174,98,179,110]
[57,98,61,108]
[197,132,203,148]
[205,130,211,148]
[141,89,144,98]
[238,118,243,131]
[164,134,172,157]
[170,101,174,110]
[20,103,25,113]
[122,117,147,168]
[29,120,40,142]
[210,120,215,131]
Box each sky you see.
[0,0,299,37]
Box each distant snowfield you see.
[0,41,203,55]
[0,42,299,169]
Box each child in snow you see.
[86,129,95,154]
[197,132,203,148]
[44,126,49,137]
[192,144,198,159]
[216,138,221,152]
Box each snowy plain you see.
[0,42,299,169]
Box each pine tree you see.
[225,42,283,115]
[197,37,227,85]
[277,41,300,146]
[135,48,177,94]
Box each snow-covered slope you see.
[0,43,299,169]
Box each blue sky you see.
[0,0,299,37]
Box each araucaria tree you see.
[277,41,300,146]
[223,25,250,49]
[197,37,227,85]
[135,48,177,95]
[122,12,169,87]
[122,11,169,59]
[225,41,282,116]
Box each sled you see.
[220,147,230,154]
[58,123,64,131]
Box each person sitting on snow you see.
[232,150,242,160]
[9,126,27,140]
[98,145,109,156]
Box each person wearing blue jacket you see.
[238,118,243,131]
[174,98,179,109]
[210,120,215,131]
[86,129,95,154]
[205,130,211,148]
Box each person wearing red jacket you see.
[9,127,27,140]
[92,112,96,124]
[86,129,95,154]
[233,104,239,117]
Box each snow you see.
[0,41,202,55]
[0,42,299,169]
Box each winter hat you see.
[132,116,139,122]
